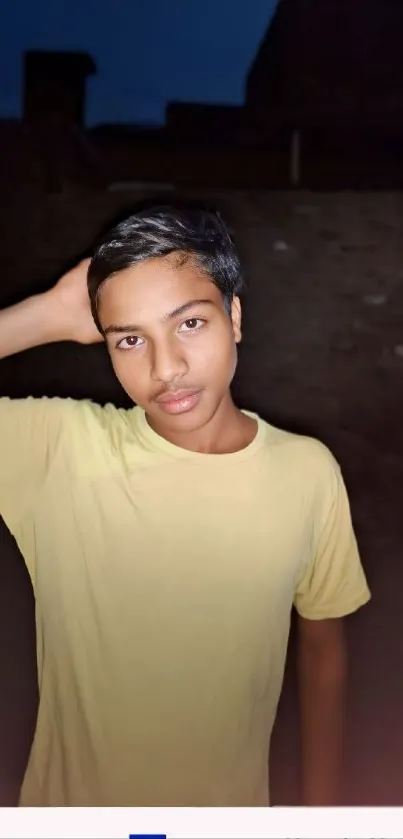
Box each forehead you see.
[98,255,222,321]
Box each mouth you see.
[154,389,202,415]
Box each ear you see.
[231,296,242,343]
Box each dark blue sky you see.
[1,0,277,126]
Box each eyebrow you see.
[104,298,215,336]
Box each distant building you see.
[23,50,96,127]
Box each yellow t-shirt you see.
[0,397,370,806]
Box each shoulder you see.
[261,418,340,478]
[0,394,134,448]
[44,397,137,451]
[258,417,343,512]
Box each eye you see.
[116,335,144,350]
[179,318,205,333]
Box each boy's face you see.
[98,254,242,437]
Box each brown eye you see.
[179,318,205,333]
[117,335,143,350]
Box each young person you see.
[0,203,370,806]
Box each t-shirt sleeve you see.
[294,453,371,620]
[0,396,65,532]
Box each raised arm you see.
[0,259,103,532]
[0,259,102,360]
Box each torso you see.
[15,402,321,806]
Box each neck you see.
[147,393,257,454]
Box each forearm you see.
[0,291,65,360]
[298,634,347,805]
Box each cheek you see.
[191,328,236,374]
[109,352,147,392]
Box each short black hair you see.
[87,202,243,333]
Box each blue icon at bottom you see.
[129,834,167,838]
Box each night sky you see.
[0,0,277,126]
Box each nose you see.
[150,337,188,384]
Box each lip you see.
[155,389,202,415]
